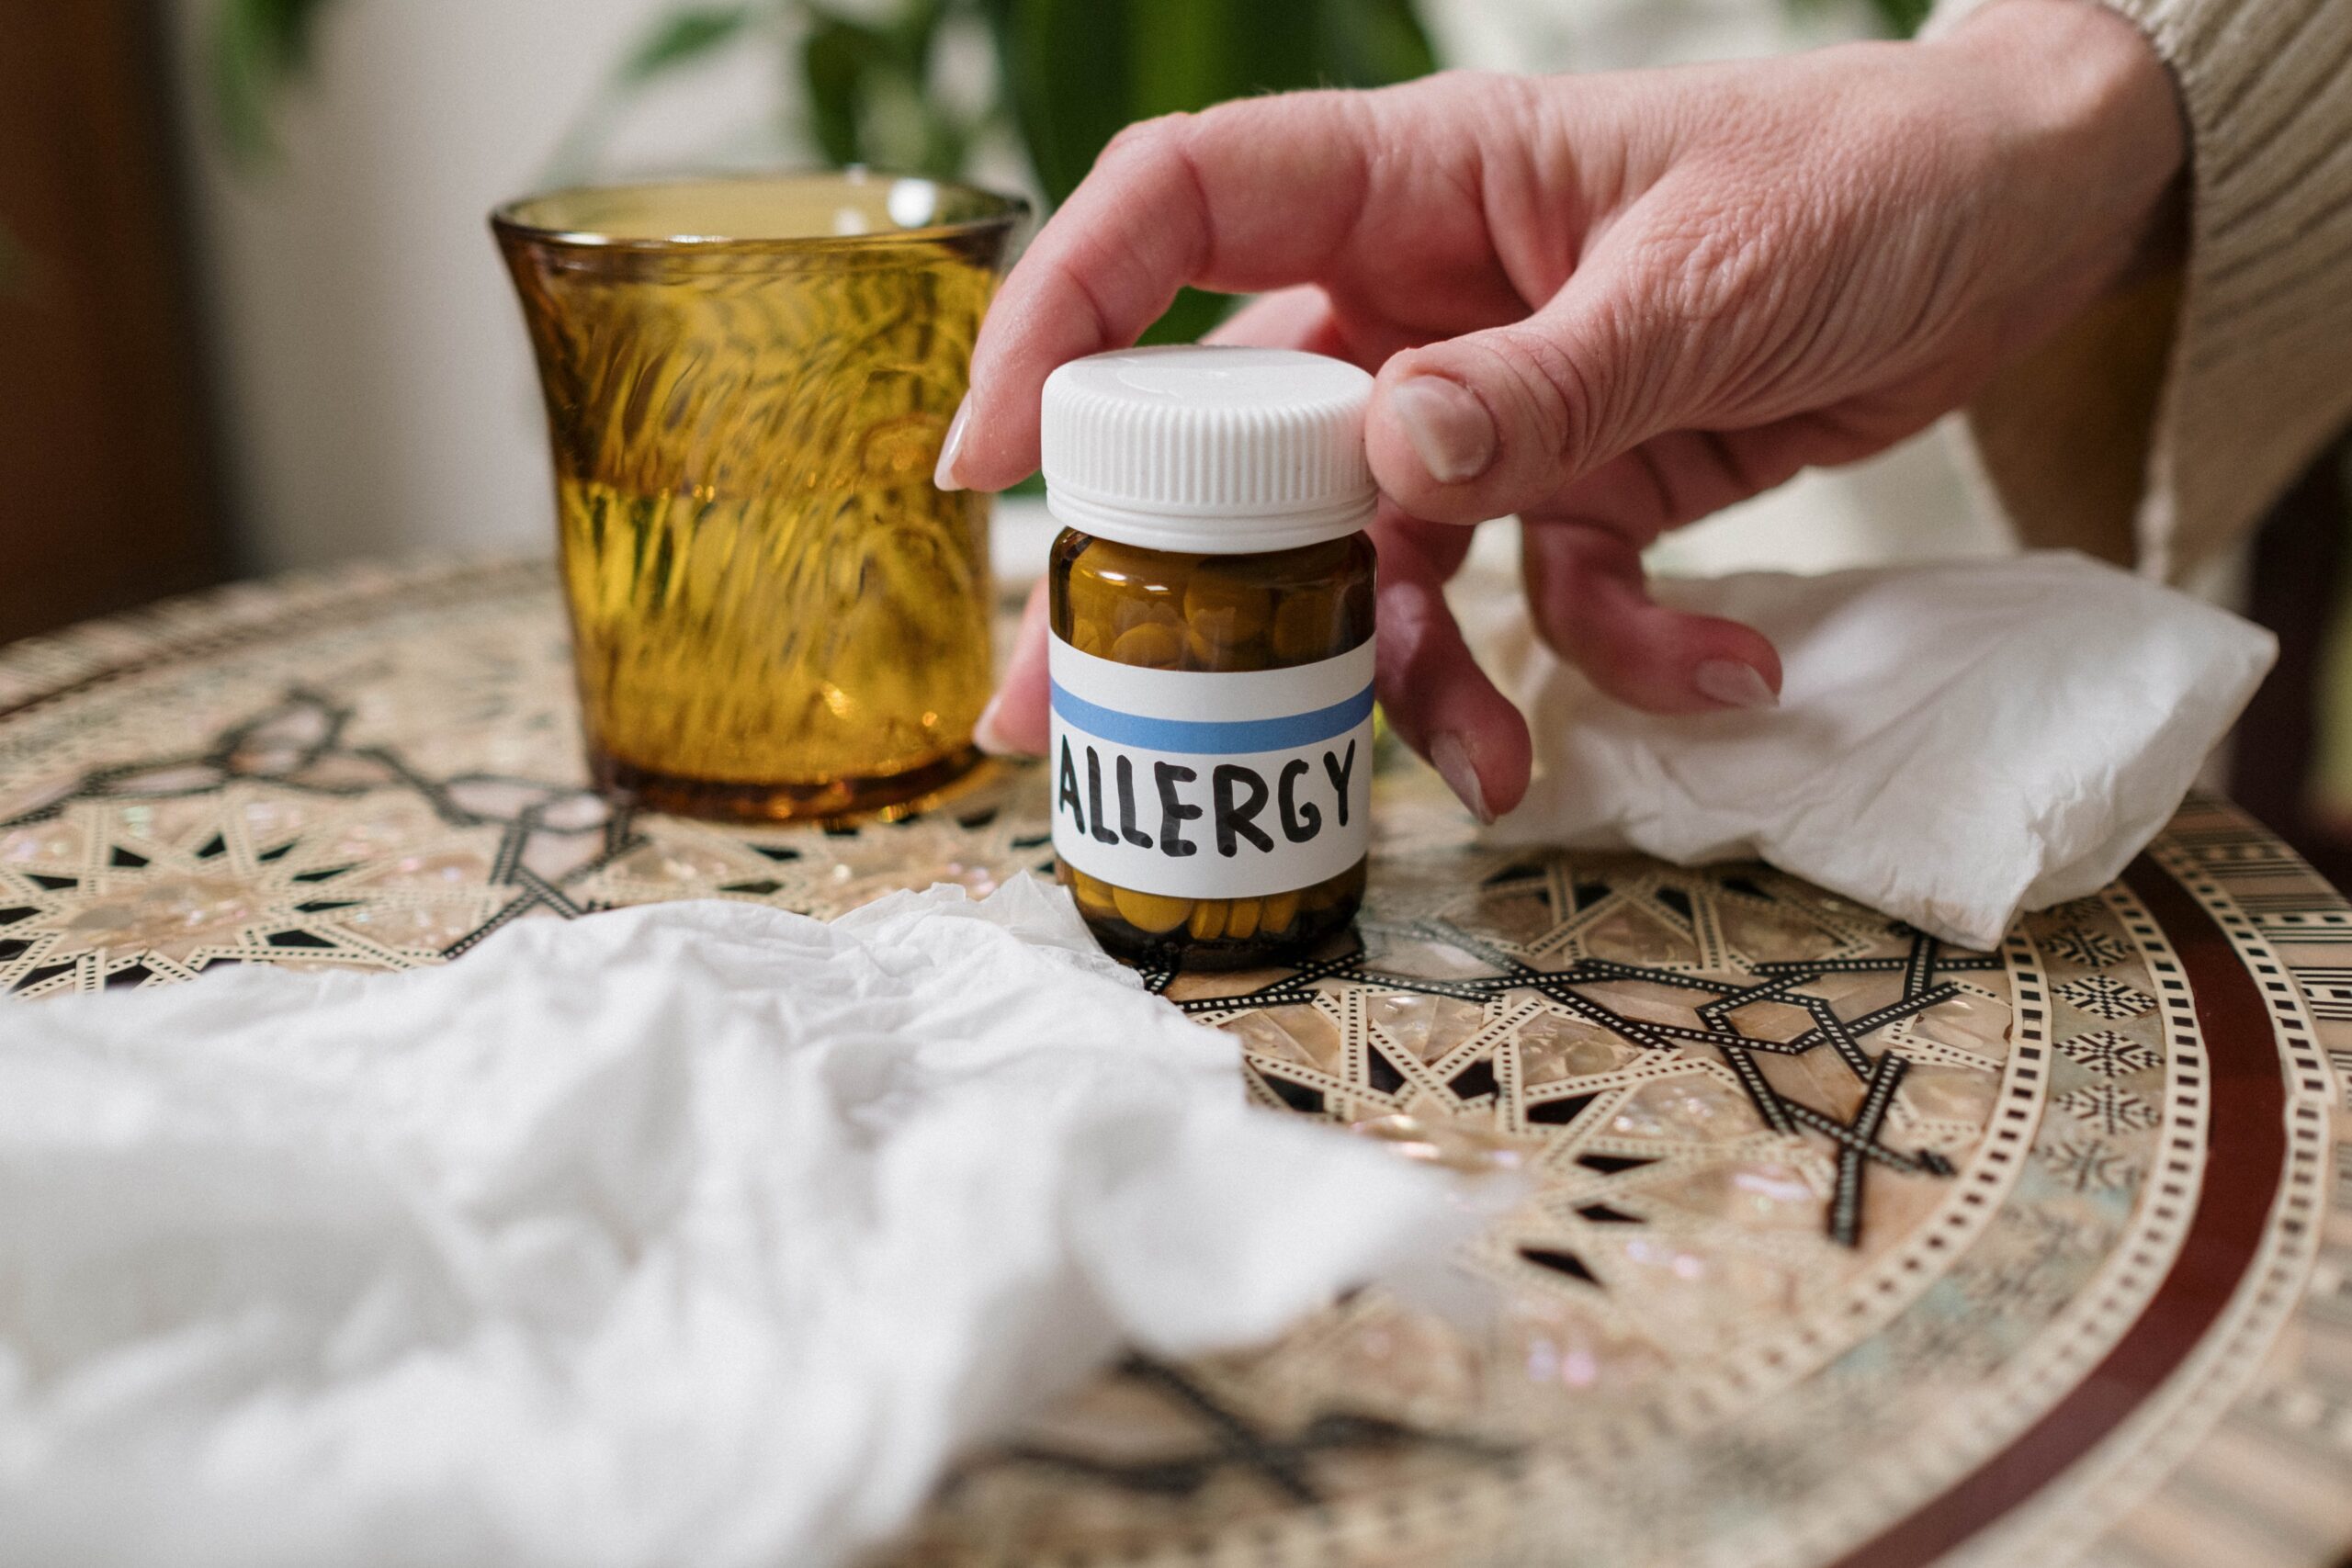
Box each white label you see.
[1048,632,1374,899]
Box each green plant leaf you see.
[888,0,955,62]
[209,0,342,165]
[980,0,1438,340]
[1791,0,1929,37]
[986,0,1133,208]
[616,5,756,85]
[985,0,1440,207]
[797,2,977,177]
[1866,0,1932,36]
[1129,0,1264,117]
[1317,0,1438,86]
[1139,287,1235,347]
[800,15,886,168]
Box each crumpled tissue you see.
[0,878,1472,1568]
[1478,551,2276,950]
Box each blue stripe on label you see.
[1050,681,1374,755]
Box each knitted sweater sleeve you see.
[1931,0,2352,580]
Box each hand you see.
[944,0,2184,820]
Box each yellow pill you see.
[1182,578,1272,648]
[1111,619,1186,669]
[1066,868,1117,913]
[1072,622,1111,657]
[1261,890,1300,934]
[1080,536,1161,581]
[1187,899,1227,940]
[1271,588,1342,661]
[1065,569,1125,637]
[1224,897,1261,941]
[1113,886,1193,933]
[1184,624,1267,671]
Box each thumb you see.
[1364,280,1676,526]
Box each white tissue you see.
[1481,552,2276,950]
[0,879,1469,1568]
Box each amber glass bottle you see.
[1040,347,1378,968]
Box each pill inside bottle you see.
[1039,346,1377,969]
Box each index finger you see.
[949,93,1378,492]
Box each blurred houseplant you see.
[209,0,1442,344]
[0,0,1937,314]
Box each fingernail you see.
[1692,659,1779,710]
[1388,376,1496,486]
[972,692,1024,757]
[1430,732,1494,824]
[933,395,971,491]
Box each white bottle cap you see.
[1039,345,1377,555]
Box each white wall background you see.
[164,0,2004,580]
[164,0,792,571]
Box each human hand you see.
[944,0,2184,820]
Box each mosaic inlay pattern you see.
[0,562,2344,1568]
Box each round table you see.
[1,561,2346,1568]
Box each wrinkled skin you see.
[943,0,2184,820]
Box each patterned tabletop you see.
[0,560,2346,1568]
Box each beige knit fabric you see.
[1933,0,2352,580]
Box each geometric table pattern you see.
[0,560,2345,1567]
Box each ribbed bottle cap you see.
[1040,345,1376,554]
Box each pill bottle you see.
[1041,345,1377,969]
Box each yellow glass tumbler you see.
[492,173,1023,821]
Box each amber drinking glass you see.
[493,173,1023,821]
